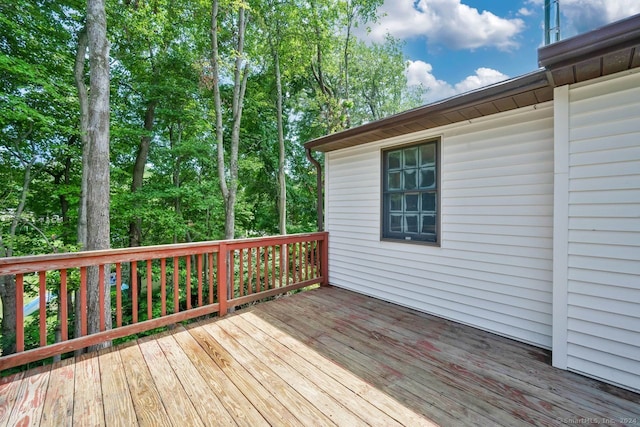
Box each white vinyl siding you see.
[565,70,640,392]
[325,104,554,348]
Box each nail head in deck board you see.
[137,336,205,427]
[73,353,105,427]
[98,346,138,427]
[39,358,75,427]
[154,332,238,426]
[5,366,50,427]
[170,327,269,427]
[186,324,303,426]
[119,343,173,427]
[200,320,341,427]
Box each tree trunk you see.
[86,0,112,345]
[273,46,286,235]
[74,27,89,251]
[211,1,249,240]
[129,100,157,247]
[0,154,35,355]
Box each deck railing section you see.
[0,232,328,370]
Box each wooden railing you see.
[0,232,328,370]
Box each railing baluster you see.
[146,260,153,320]
[80,267,87,336]
[256,247,261,293]
[16,273,24,352]
[239,249,244,297]
[99,264,105,332]
[116,263,122,327]
[197,254,203,307]
[263,245,268,290]
[208,253,214,304]
[271,246,276,290]
[247,248,253,294]
[173,257,179,313]
[60,269,68,341]
[39,271,47,346]
[229,250,235,299]
[160,259,167,316]
[218,243,227,316]
[131,261,138,324]
[186,256,191,310]
[279,244,284,288]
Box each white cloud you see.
[370,0,525,51]
[527,0,640,36]
[407,61,509,103]
[518,8,534,17]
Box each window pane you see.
[404,169,417,190]
[420,167,435,189]
[404,147,418,168]
[420,144,435,166]
[390,214,402,232]
[421,193,436,212]
[421,215,436,234]
[388,171,401,190]
[405,193,419,212]
[390,194,402,211]
[405,215,418,233]
[388,151,401,170]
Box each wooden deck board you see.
[294,290,589,423]
[322,288,640,417]
[0,371,24,427]
[154,332,238,426]
[187,323,303,426]
[40,358,75,427]
[201,320,341,427]
[98,346,137,427]
[5,365,49,427]
[1,286,639,426]
[119,342,172,427]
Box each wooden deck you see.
[1,287,639,426]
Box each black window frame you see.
[381,138,440,245]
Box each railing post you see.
[218,243,228,316]
[320,232,329,287]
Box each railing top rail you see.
[0,232,327,276]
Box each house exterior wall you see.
[325,103,555,348]
[560,69,640,392]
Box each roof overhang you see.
[305,13,640,153]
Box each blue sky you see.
[361,0,640,103]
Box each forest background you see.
[1,0,424,257]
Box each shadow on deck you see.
[1,286,639,426]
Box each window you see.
[382,139,439,243]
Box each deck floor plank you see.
[73,352,105,427]
[119,342,172,427]
[186,323,304,426]
[171,326,269,427]
[202,320,341,427]
[0,371,24,427]
[39,358,75,427]
[137,336,205,427]
[155,332,238,426]
[322,287,640,416]
[299,289,598,423]
[98,346,137,427]
[255,299,496,426]
[230,313,437,427]
[5,365,49,427]
[2,286,639,426]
